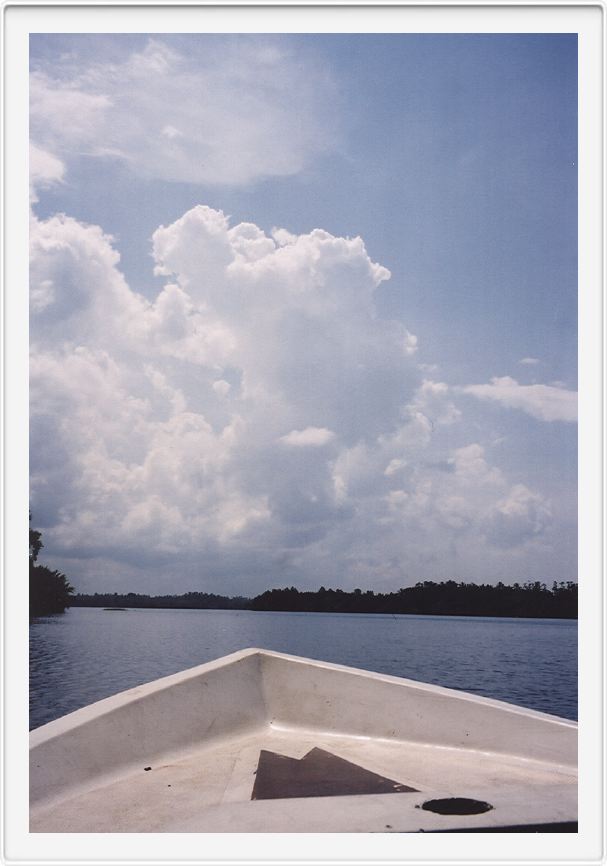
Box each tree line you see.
[71,580,577,619]
[249,581,577,619]
[71,590,249,610]
[29,516,577,620]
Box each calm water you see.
[30,607,577,730]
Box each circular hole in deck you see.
[421,797,493,816]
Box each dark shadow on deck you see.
[251,747,418,800]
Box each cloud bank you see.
[30,204,564,593]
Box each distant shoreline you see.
[70,580,577,620]
[77,606,577,622]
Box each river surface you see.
[30,607,577,730]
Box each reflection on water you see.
[30,607,577,729]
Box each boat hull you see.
[30,648,577,833]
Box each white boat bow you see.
[30,647,577,833]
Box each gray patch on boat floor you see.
[251,747,418,800]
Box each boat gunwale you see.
[30,646,577,745]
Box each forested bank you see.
[249,581,577,619]
[71,591,249,610]
[71,580,577,619]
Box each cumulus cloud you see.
[30,204,407,585]
[410,380,461,426]
[29,211,148,350]
[403,330,418,356]
[484,484,552,548]
[29,143,65,202]
[280,427,336,447]
[461,376,577,422]
[323,437,556,593]
[383,443,551,545]
[212,379,231,397]
[30,202,559,593]
[30,37,340,186]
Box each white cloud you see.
[280,427,336,447]
[384,458,407,477]
[383,443,552,547]
[519,357,540,365]
[30,37,340,186]
[212,379,231,397]
[404,330,418,356]
[29,143,65,202]
[484,484,552,548]
[30,202,565,594]
[461,376,577,422]
[411,380,461,426]
[29,211,147,336]
[161,124,183,140]
[29,204,411,587]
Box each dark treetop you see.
[29,516,75,616]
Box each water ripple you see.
[30,609,577,729]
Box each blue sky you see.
[29,34,577,595]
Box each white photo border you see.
[2,2,604,863]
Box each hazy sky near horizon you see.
[29,33,577,596]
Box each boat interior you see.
[30,648,577,833]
